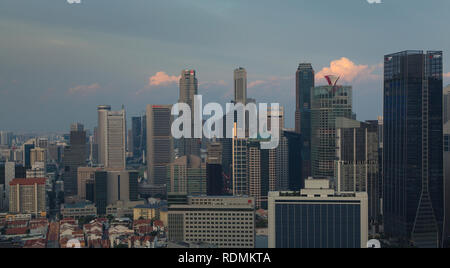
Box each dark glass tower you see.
[283,130,304,191]
[384,50,444,248]
[295,63,314,181]
[62,123,87,197]
[131,116,142,158]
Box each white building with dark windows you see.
[168,196,255,248]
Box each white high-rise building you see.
[234,67,247,105]
[97,106,126,169]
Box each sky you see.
[1,0,450,133]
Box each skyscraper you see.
[146,105,173,186]
[295,63,314,181]
[335,117,380,223]
[384,50,444,248]
[283,130,303,191]
[97,105,111,166]
[206,142,224,196]
[311,76,353,178]
[178,69,200,157]
[443,85,450,124]
[62,123,87,197]
[105,109,126,169]
[232,125,248,196]
[234,67,247,105]
[131,116,143,158]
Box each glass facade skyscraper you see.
[311,81,353,178]
[295,63,314,181]
[384,50,444,248]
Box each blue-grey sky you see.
[1,0,449,133]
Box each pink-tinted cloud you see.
[444,72,450,78]
[248,80,267,88]
[316,57,380,84]
[149,72,180,87]
[67,83,101,96]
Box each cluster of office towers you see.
[2,50,448,248]
[270,50,447,248]
[83,51,448,248]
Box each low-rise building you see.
[60,201,97,219]
[168,196,256,248]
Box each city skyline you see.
[2,0,450,132]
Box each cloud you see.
[67,83,101,96]
[148,72,180,87]
[367,0,382,4]
[248,80,267,88]
[444,72,450,78]
[247,76,291,89]
[67,0,81,4]
[316,57,380,84]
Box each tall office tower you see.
[232,125,248,196]
[146,105,173,185]
[141,115,147,161]
[384,51,444,248]
[206,142,224,196]
[91,127,99,164]
[105,109,126,169]
[443,85,450,123]
[23,143,35,169]
[234,67,247,104]
[131,116,143,158]
[97,105,111,166]
[275,134,289,191]
[295,63,314,181]
[311,76,353,178]
[444,122,450,245]
[9,178,46,216]
[168,196,256,248]
[127,129,133,154]
[247,140,271,209]
[268,178,368,248]
[167,155,206,196]
[179,69,201,157]
[0,131,13,146]
[283,130,304,190]
[335,118,380,223]
[62,123,87,197]
[30,148,46,169]
[248,141,262,209]
[377,116,384,221]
